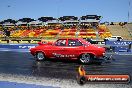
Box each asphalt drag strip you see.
[0,51,132,88]
[0,80,57,88]
[0,73,131,88]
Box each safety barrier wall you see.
[0,44,37,49]
[105,41,132,46]
[0,41,131,52]
[105,41,132,52]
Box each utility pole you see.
[128,0,131,23]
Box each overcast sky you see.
[0,0,132,22]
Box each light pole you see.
[128,0,131,23]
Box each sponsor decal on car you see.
[52,53,75,58]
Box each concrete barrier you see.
[105,41,132,46]
[0,44,37,49]
[105,41,132,52]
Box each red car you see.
[30,38,105,64]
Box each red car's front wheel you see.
[36,52,46,61]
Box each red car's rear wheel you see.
[79,53,92,64]
[36,52,46,61]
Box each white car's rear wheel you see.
[36,52,45,61]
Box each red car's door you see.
[49,39,68,58]
[62,39,84,59]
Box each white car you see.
[104,36,123,41]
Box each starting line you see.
[0,43,131,55]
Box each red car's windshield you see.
[79,38,91,45]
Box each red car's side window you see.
[55,39,66,46]
[68,39,83,46]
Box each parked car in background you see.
[104,36,123,41]
[83,38,98,44]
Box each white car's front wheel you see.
[36,52,46,61]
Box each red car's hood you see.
[85,44,105,53]
[81,39,105,51]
